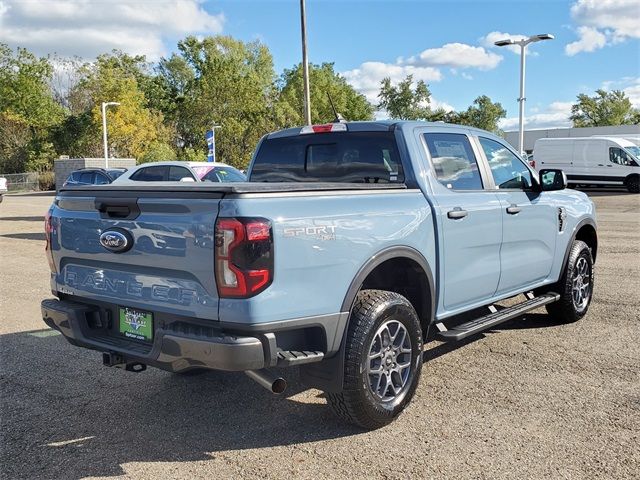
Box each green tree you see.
[69,51,172,160]
[570,89,639,127]
[164,35,278,169]
[446,95,506,133]
[377,75,445,121]
[276,62,374,126]
[0,44,65,172]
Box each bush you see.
[38,171,55,191]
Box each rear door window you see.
[168,166,194,181]
[250,132,403,183]
[94,173,110,185]
[130,166,168,181]
[423,133,483,190]
[79,172,94,184]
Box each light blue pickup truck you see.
[42,121,597,429]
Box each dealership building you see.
[504,125,640,154]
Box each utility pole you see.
[300,0,312,125]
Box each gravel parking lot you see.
[1,190,638,480]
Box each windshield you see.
[201,166,246,182]
[191,165,216,179]
[250,132,404,183]
[625,146,640,159]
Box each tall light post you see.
[494,33,554,154]
[101,101,120,168]
[300,0,312,125]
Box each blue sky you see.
[1,0,638,130]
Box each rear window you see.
[250,132,404,183]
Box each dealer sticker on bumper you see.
[119,307,153,342]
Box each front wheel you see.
[546,240,594,323]
[327,289,423,429]
[625,175,639,193]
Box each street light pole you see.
[101,101,120,168]
[518,43,527,156]
[300,0,312,126]
[494,33,554,155]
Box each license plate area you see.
[118,307,154,342]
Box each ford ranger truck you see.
[41,121,597,429]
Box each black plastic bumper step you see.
[437,293,560,341]
[276,350,324,366]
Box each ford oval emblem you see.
[99,229,133,253]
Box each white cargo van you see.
[534,137,640,193]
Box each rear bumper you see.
[41,298,346,373]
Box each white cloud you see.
[565,0,639,55]
[0,0,225,60]
[565,26,607,55]
[410,43,502,70]
[342,40,502,105]
[499,101,573,130]
[342,62,442,104]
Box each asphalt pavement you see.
[0,189,638,479]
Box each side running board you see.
[436,293,560,341]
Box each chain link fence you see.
[0,172,50,192]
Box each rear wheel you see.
[545,240,594,323]
[327,289,423,429]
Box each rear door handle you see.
[447,208,468,219]
[506,204,521,215]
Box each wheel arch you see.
[339,246,436,330]
[562,218,598,272]
[300,247,435,393]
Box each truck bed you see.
[59,182,407,196]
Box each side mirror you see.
[539,169,567,191]
[179,177,196,183]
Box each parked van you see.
[534,137,640,192]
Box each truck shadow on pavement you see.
[0,330,360,480]
[0,232,46,241]
[423,312,562,362]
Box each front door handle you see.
[506,204,521,215]
[447,208,468,219]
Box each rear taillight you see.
[215,217,273,298]
[529,159,536,169]
[44,210,57,273]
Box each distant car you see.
[63,168,127,187]
[112,161,246,183]
[0,177,7,203]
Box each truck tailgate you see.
[51,191,222,320]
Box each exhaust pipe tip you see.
[271,377,287,395]
[245,369,287,395]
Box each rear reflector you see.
[300,123,347,134]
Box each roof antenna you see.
[327,92,346,123]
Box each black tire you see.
[545,240,594,323]
[327,289,423,429]
[625,175,639,193]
